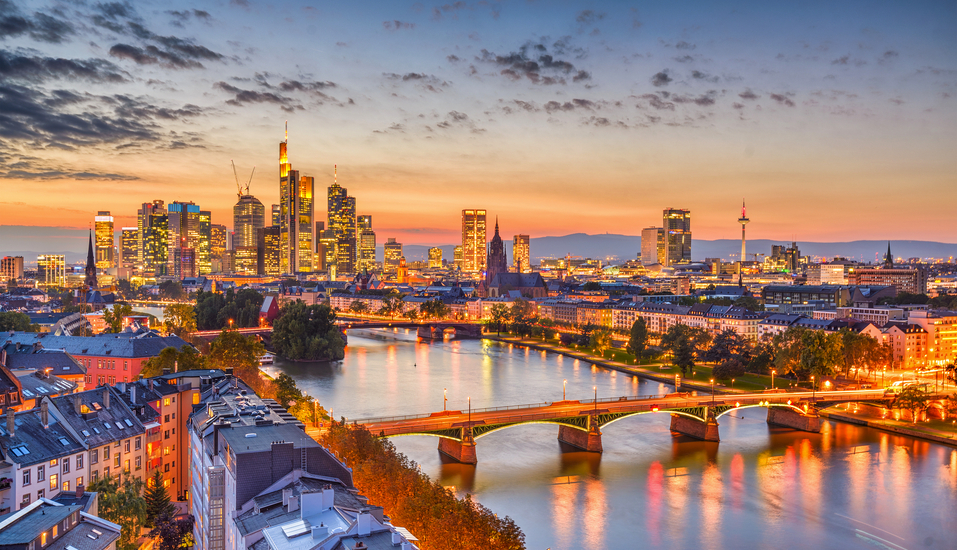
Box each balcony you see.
[0,478,11,491]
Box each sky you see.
[1,0,955,253]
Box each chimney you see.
[287,494,299,513]
[311,523,328,540]
[401,542,413,550]
[40,399,49,429]
[76,483,84,499]
[392,532,403,545]
[73,395,81,414]
[103,387,110,409]
[282,488,292,507]
[357,510,372,537]
[322,484,334,510]
[130,385,136,405]
[5,408,13,437]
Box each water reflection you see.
[270,332,957,549]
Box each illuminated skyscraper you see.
[37,254,65,288]
[662,208,692,266]
[278,127,314,273]
[384,238,403,274]
[271,204,280,227]
[257,226,281,276]
[296,175,314,272]
[210,224,227,263]
[327,166,357,273]
[143,206,168,276]
[318,229,338,275]
[461,209,487,273]
[428,247,443,269]
[137,200,165,269]
[641,227,665,266]
[120,228,138,271]
[357,215,376,272]
[512,234,530,273]
[198,210,212,275]
[454,245,464,271]
[168,201,201,278]
[233,195,265,249]
[94,211,114,269]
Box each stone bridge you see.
[351,389,903,464]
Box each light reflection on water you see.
[267,331,957,550]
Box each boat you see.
[259,353,275,365]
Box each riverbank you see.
[820,410,957,447]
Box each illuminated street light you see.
[711,379,715,406]
[444,388,447,411]
[563,379,567,401]
[771,369,776,390]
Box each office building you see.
[454,245,464,271]
[278,130,315,274]
[233,194,265,249]
[257,226,281,276]
[138,201,167,275]
[513,234,530,273]
[641,227,665,265]
[429,247,443,269]
[36,255,65,288]
[234,246,258,276]
[462,209,487,273]
[271,204,280,227]
[317,229,338,275]
[327,166,357,273]
[663,208,692,266]
[848,266,928,295]
[1,256,24,281]
[210,224,226,262]
[168,202,201,278]
[357,215,376,272]
[94,211,114,269]
[769,242,801,273]
[120,228,138,271]
[198,210,212,275]
[137,200,164,268]
[384,238,403,274]
[807,264,847,285]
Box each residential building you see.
[513,234,530,273]
[1,256,24,281]
[0,499,121,550]
[806,264,847,285]
[884,323,928,369]
[907,310,957,366]
[384,238,403,274]
[461,209,487,273]
[36,255,65,288]
[758,313,805,339]
[641,227,665,266]
[662,208,691,266]
[93,212,114,269]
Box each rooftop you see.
[0,408,85,467]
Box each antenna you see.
[334,164,337,185]
[285,120,288,143]
[231,160,242,200]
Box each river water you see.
[263,329,957,550]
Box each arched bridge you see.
[351,389,899,464]
[337,320,483,339]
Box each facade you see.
[847,267,927,295]
[317,229,338,275]
[235,247,258,276]
[0,499,121,550]
[93,212,114,269]
[36,255,65,288]
[84,232,97,289]
[807,264,847,285]
[384,238,403,274]
[199,210,212,275]
[461,209,487,273]
[428,247,443,268]
[211,223,227,272]
[485,219,508,285]
[119,228,137,271]
[1,256,24,281]
[257,226,281,277]
[513,234,530,273]
[884,324,927,369]
[454,245,464,271]
[662,209,691,266]
[907,310,957,366]
[357,215,376,272]
[327,167,356,274]
[141,201,168,276]
[640,227,665,265]
[487,273,547,298]
[168,201,201,278]
[233,195,266,249]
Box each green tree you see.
[705,329,753,380]
[140,346,204,378]
[163,303,197,338]
[377,296,403,319]
[488,303,510,335]
[627,317,649,360]
[733,295,765,311]
[271,301,345,361]
[349,300,369,314]
[149,512,195,550]
[582,281,602,291]
[144,470,175,528]
[747,341,776,374]
[88,475,147,550]
[103,303,134,333]
[0,311,35,332]
[403,309,419,322]
[420,299,450,320]
[158,280,187,301]
[661,325,696,376]
[589,329,612,356]
[894,385,931,423]
[509,298,535,323]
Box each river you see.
[262,329,957,550]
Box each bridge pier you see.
[670,413,720,442]
[557,424,603,453]
[437,428,477,464]
[767,407,821,433]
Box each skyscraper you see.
[384,238,403,274]
[94,211,114,269]
[512,234,530,273]
[137,200,165,269]
[120,228,138,271]
[278,127,315,273]
[296,175,314,272]
[662,208,692,266]
[641,227,665,266]
[462,209,487,273]
[1,256,24,281]
[198,210,212,275]
[454,245,464,271]
[37,254,65,288]
[318,229,338,275]
[357,215,376,272]
[233,195,265,249]
[142,204,168,276]
[257,226,281,276]
[168,201,201,278]
[428,247,443,268]
[327,166,357,273]
[210,224,227,263]
[271,204,280,227]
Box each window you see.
[135,437,141,451]
[165,430,170,440]
[52,525,57,537]
[37,489,44,499]
[23,469,31,486]
[76,476,83,488]
[49,474,57,490]
[103,466,110,478]
[40,532,47,546]
[91,449,98,465]
[164,398,171,406]
[21,493,30,506]
[62,457,70,474]
[135,456,142,471]
[113,456,120,469]
[125,440,130,453]
[91,470,98,483]
[49,459,57,466]
[164,414,170,423]
[124,360,128,370]
[103,446,110,459]
[37,465,44,482]
[62,480,70,492]
[164,463,169,473]
[124,460,130,473]
[164,446,170,456]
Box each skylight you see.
[104,422,112,429]
[125,419,133,427]
[59,437,70,446]
[81,430,90,437]
[92,427,100,434]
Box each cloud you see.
[384,72,449,92]
[544,98,598,113]
[691,70,719,83]
[168,9,211,26]
[0,49,128,84]
[878,50,899,65]
[382,20,415,31]
[670,91,718,106]
[0,2,77,44]
[576,10,605,25]
[732,102,744,109]
[639,93,675,110]
[770,93,795,107]
[0,163,140,181]
[651,71,672,87]
[675,41,695,50]
[447,55,461,63]
[214,81,301,112]
[738,89,759,100]
[435,110,484,133]
[109,43,203,69]
[478,41,591,86]
[432,1,468,20]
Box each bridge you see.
[351,389,900,464]
[336,319,483,339]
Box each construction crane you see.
[231,160,256,200]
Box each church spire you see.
[84,229,97,289]
[884,241,893,268]
[494,216,500,237]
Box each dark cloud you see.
[214,81,301,112]
[671,91,717,106]
[109,43,204,69]
[544,98,598,113]
[674,55,694,63]
[770,93,795,107]
[583,116,612,127]
[478,41,590,86]
[384,72,449,92]
[732,102,744,109]
[675,41,695,50]
[499,99,538,114]
[572,70,590,82]
[691,70,719,83]
[447,54,461,63]
[230,0,250,7]
[878,50,899,65]
[0,160,140,181]
[432,1,468,20]
[575,10,605,25]
[168,9,211,26]
[738,89,759,100]
[0,1,76,44]
[639,93,674,110]
[435,110,484,133]
[651,71,671,87]
[0,49,128,84]
[832,55,867,67]
[382,20,415,31]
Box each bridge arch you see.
[472,419,589,440]
[714,402,808,419]
[598,409,702,430]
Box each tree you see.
[145,470,175,528]
[733,295,765,311]
[747,341,776,374]
[661,325,697,376]
[403,309,419,322]
[894,385,931,423]
[378,296,403,319]
[420,299,450,320]
[149,513,195,550]
[349,300,369,314]
[140,346,204,378]
[589,329,612,356]
[271,301,345,361]
[88,475,146,550]
[705,329,753,380]
[103,303,134,333]
[158,280,187,301]
[0,311,35,332]
[773,327,841,381]
[627,317,649,360]
[488,304,510,335]
[943,393,957,420]
[582,281,602,291]
[509,298,535,323]
[163,304,196,338]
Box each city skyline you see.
[1,0,955,249]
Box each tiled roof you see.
[0,503,80,544]
[0,409,85,468]
[2,332,193,359]
[49,386,145,448]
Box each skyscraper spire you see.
[285,120,288,143]
[334,164,337,185]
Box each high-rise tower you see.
[662,208,691,266]
[738,200,749,264]
[327,166,356,273]
[233,195,265,249]
[461,209,487,273]
[94,211,114,269]
[513,234,530,273]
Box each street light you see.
[731,378,735,390]
[771,369,776,390]
[811,375,815,403]
[710,379,715,406]
[228,318,234,330]
[563,379,567,401]
[444,388,447,411]
[594,386,597,413]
